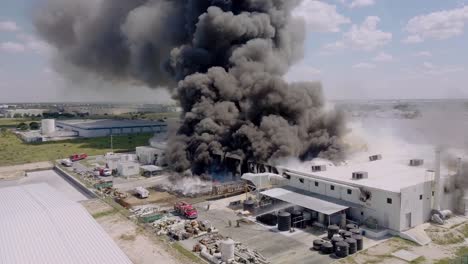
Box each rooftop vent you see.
[311,165,327,172]
[352,171,368,180]
[369,154,382,162]
[409,159,424,166]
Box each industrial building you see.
[242,153,459,240]
[0,183,132,264]
[136,142,167,166]
[56,119,167,138]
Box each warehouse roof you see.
[57,119,166,130]
[280,158,435,192]
[0,184,132,264]
[261,187,350,215]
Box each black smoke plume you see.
[35,0,348,175]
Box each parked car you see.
[60,158,73,167]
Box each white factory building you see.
[244,153,460,239]
[56,119,167,138]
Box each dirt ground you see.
[0,161,53,179]
[81,198,193,264]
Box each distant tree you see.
[29,122,40,130]
[13,113,22,118]
[23,113,31,118]
[0,128,7,137]
[16,122,29,131]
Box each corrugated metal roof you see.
[261,187,349,215]
[0,184,132,264]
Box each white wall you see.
[399,181,432,231]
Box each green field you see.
[0,131,153,166]
[0,118,35,129]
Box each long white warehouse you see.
[0,184,132,264]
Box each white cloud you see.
[411,61,465,75]
[373,52,393,62]
[413,51,432,57]
[402,35,423,44]
[16,34,52,55]
[293,1,350,32]
[349,0,375,8]
[352,62,376,69]
[286,62,322,82]
[0,21,19,32]
[404,6,468,42]
[324,16,392,52]
[0,42,26,53]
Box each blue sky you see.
[1,0,468,102]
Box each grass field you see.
[0,118,35,129]
[0,131,153,166]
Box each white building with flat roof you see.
[0,183,131,264]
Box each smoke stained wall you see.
[35,0,348,175]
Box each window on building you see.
[347,189,352,195]
[419,195,423,200]
[315,181,319,187]
[330,185,335,191]
[299,178,304,184]
[387,198,392,204]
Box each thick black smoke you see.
[35,0,348,175]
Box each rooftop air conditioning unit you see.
[352,171,368,180]
[409,159,424,166]
[311,165,327,172]
[369,154,382,162]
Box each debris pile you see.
[193,234,270,264]
[154,218,217,240]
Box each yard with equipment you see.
[0,131,153,166]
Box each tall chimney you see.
[433,147,442,211]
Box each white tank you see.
[41,119,55,135]
[220,238,235,262]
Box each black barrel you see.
[327,225,339,239]
[291,210,303,228]
[331,236,344,251]
[345,238,357,254]
[320,242,334,254]
[313,239,324,251]
[352,235,363,251]
[277,211,291,231]
[338,229,347,237]
[335,241,349,258]
[243,199,255,213]
[350,228,361,235]
[342,231,352,239]
[346,223,358,231]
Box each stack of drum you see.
[327,225,339,239]
[352,234,364,251]
[345,238,357,254]
[335,241,349,258]
[320,242,334,254]
[346,223,358,231]
[331,235,344,251]
[313,239,324,251]
[342,231,352,239]
[350,228,361,235]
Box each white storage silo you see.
[41,119,56,135]
[220,238,235,262]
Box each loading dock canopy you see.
[261,187,349,215]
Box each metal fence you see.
[451,255,468,264]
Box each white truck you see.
[135,187,149,199]
[60,159,73,167]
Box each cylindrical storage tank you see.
[345,238,357,255]
[346,223,358,231]
[41,119,55,135]
[313,240,324,251]
[320,242,334,254]
[335,241,349,258]
[243,199,255,214]
[350,228,361,235]
[291,210,303,228]
[327,225,339,239]
[338,229,347,237]
[343,231,352,239]
[277,211,291,231]
[331,236,344,251]
[352,235,363,251]
[220,238,235,262]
